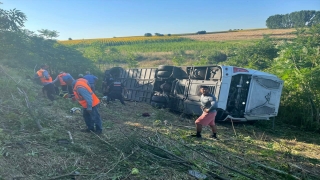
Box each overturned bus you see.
[104,65,283,122]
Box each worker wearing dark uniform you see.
[102,74,114,96]
[106,79,127,105]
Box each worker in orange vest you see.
[62,74,102,134]
[35,64,55,101]
[52,71,74,97]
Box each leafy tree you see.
[266,14,284,29]
[37,29,59,39]
[227,35,278,70]
[197,30,206,34]
[154,33,164,36]
[266,10,320,29]
[270,24,320,130]
[0,5,27,31]
[144,33,152,37]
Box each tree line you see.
[266,10,320,29]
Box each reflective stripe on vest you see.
[37,69,52,83]
[58,73,67,85]
[73,80,100,108]
[111,82,122,92]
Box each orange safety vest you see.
[78,78,88,84]
[73,79,100,108]
[36,69,52,83]
[58,73,67,85]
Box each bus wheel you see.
[151,101,166,108]
[157,71,172,78]
[158,65,174,71]
[151,95,167,103]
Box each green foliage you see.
[206,51,227,64]
[192,52,208,66]
[197,30,206,34]
[0,30,99,78]
[0,5,27,31]
[227,35,279,70]
[37,29,59,39]
[144,33,152,37]
[154,33,164,36]
[266,10,320,29]
[172,50,187,66]
[126,53,139,68]
[270,24,320,130]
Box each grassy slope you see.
[0,65,319,180]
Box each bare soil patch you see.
[181,29,296,41]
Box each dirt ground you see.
[181,29,296,41]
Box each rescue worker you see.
[190,85,219,140]
[83,71,98,92]
[106,78,127,105]
[62,74,102,134]
[35,64,55,101]
[52,71,74,97]
[102,74,114,96]
[78,74,89,84]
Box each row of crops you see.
[115,40,255,53]
[58,36,191,47]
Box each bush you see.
[68,38,72,40]
[197,30,206,34]
[167,34,171,36]
[207,51,227,64]
[144,33,152,37]
[155,33,164,36]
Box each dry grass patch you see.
[181,29,297,41]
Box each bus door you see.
[245,75,283,119]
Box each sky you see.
[1,0,320,40]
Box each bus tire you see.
[151,101,166,108]
[172,67,182,79]
[151,95,167,103]
[157,71,172,78]
[158,65,174,71]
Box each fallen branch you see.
[115,126,227,180]
[93,132,125,158]
[67,131,74,144]
[231,119,237,137]
[139,139,187,163]
[288,163,320,179]
[230,153,300,180]
[183,143,258,180]
[46,172,93,180]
